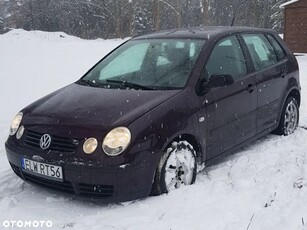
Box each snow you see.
[0,29,307,229]
[280,0,300,8]
[164,141,196,191]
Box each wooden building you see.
[281,0,307,53]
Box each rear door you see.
[200,35,258,159]
[241,33,288,133]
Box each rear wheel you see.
[151,141,197,195]
[274,97,299,136]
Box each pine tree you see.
[132,0,153,36]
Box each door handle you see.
[281,70,288,78]
[247,84,255,93]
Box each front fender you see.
[128,87,204,165]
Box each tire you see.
[273,97,299,136]
[151,141,197,195]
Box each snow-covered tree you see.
[132,0,153,36]
[0,17,3,33]
[0,0,288,38]
[270,0,287,32]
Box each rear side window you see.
[267,34,285,60]
[242,34,278,71]
[205,36,247,81]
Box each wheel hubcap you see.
[164,148,195,191]
[284,101,298,135]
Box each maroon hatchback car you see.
[6,27,300,202]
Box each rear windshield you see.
[81,39,205,90]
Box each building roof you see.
[280,0,300,8]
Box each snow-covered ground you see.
[0,30,306,230]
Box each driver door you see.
[200,35,258,159]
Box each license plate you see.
[21,158,63,182]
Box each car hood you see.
[22,83,181,130]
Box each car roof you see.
[132,26,276,40]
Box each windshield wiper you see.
[77,79,100,87]
[106,79,154,90]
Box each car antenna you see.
[231,0,242,26]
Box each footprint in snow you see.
[264,191,277,208]
[293,178,305,189]
[62,222,75,229]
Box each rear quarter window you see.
[267,34,286,61]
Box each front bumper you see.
[5,142,158,203]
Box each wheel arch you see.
[287,88,301,107]
[277,86,301,126]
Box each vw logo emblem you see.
[40,134,52,150]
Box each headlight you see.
[102,127,131,156]
[10,112,23,136]
[83,138,98,154]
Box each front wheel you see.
[151,141,197,195]
[274,97,299,136]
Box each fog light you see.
[83,138,98,154]
[16,126,25,139]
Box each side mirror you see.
[198,74,234,95]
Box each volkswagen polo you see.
[5,27,300,202]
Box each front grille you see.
[23,173,75,193]
[10,163,114,197]
[24,130,79,153]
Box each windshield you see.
[79,39,205,90]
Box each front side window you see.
[81,39,205,90]
[205,36,247,81]
[242,34,278,71]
